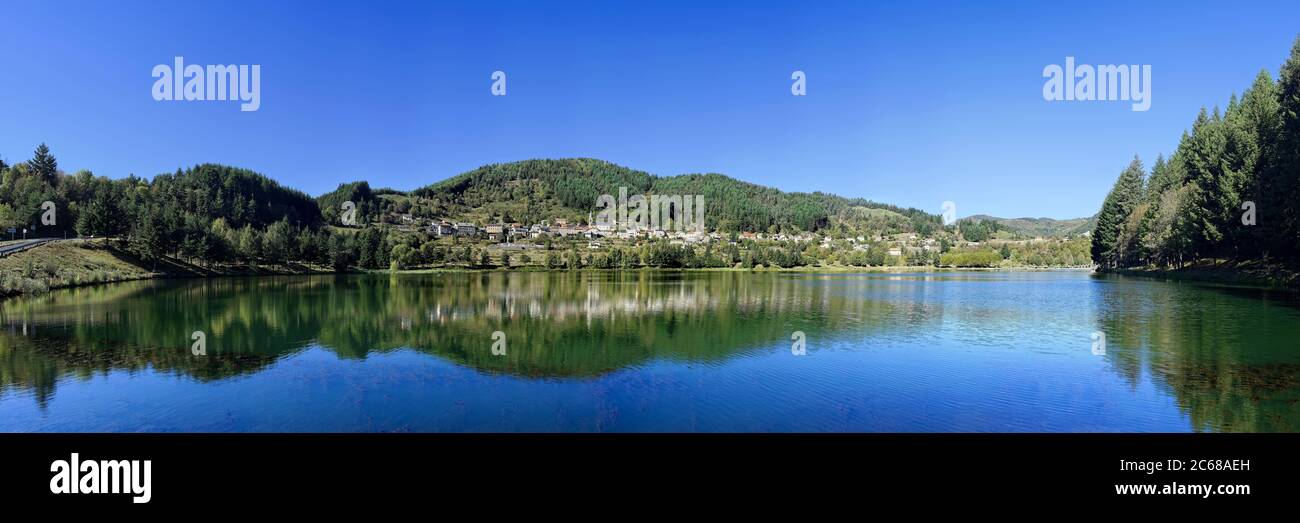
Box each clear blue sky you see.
[2,0,1297,219]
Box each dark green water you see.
[1,270,1298,432]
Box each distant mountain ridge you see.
[964,214,1097,238]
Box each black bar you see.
[3,433,1290,511]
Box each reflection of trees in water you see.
[1095,277,1300,432]
[10,272,1300,430]
[0,272,909,404]
[0,333,280,408]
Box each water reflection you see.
[0,272,908,405]
[1,271,1298,432]
[1090,273,1300,432]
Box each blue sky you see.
[1,0,1298,219]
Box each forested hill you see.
[965,214,1097,238]
[0,149,947,251]
[409,158,943,235]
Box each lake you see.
[1,270,1298,432]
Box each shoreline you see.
[389,264,1095,275]
[20,260,1299,303]
[1100,261,1300,291]
[1,245,1097,301]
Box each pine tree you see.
[75,184,122,239]
[130,206,164,265]
[1228,70,1280,257]
[30,143,58,184]
[1146,154,1172,198]
[1181,108,1232,259]
[1091,156,1146,268]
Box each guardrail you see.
[0,239,58,258]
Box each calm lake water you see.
[1,270,1298,432]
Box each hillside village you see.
[376,205,1093,270]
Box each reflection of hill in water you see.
[1091,274,1300,432]
[7,272,1300,432]
[0,272,903,404]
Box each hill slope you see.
[408,158,942,235]
[964,214,1097,238]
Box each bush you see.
[0,274,50,295]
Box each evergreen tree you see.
[30,143,58,184]
[75,183,123,239]
[130,206,165,264]
[1091,156,1146,268]
[1146,154,1176,199]
[1227,70,1280,257]
[1181,108,1231,259]
[329,233,356,271]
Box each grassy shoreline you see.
[0,240,333,299]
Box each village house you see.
[431,221,455,237]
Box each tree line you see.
[0,151,395,271]
[1092,36,1300,269]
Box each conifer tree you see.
[1091,156,1146,268]
[30,143,58,184]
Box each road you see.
[0,238,58,257]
